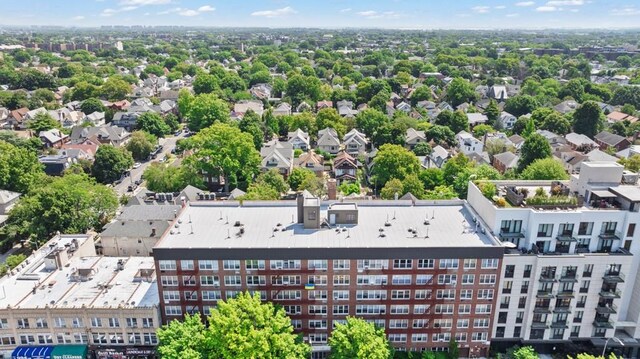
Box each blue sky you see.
[1,0,639,29]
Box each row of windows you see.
[158,259,501,271]
[3,317,154,330]
[160,274,497,287]
[13,332,157,346]
[305,331,488,344]
[165,303,493,316]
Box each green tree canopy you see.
[355,108,389,140]
[184,123,260,192]
[521,158,569,180]
[126,131,157,161]
[91,145,134,184]
[100,76,131,101]
[255,168,289,194]
[288,167,316,191]
[80,98,106,115]
[573,101,604,138]
[184,93,230,132]
[619,154,640,173]
[435,110,468,134]
[372,144,421,187]
[193,73,219,95]
[137,112,171,138]
[0,140,44,193]
[28,112,60,133]
[144,163,203,193]
[446,77,476,107]
[329,317,391,359]
[505,95,541,117]
[518,133,552,172]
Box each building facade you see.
[152,197,505,357]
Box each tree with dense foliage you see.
[401,174,425,199]
[299,175,326,197]
[184,123,260,192]
[412,142,433,156]
[80,98,106,115]
[339,182,360,196]
[505,95,540,117]
[255,169,289,194]
[0,131,42,152]
[508,346,539,359]
[485,99,500,128]
[137,112,171,138]
[3,173,117,245]
[472,124,494,138]
[241,183,280,200]
[435,110,468,135]
[521,158,569,180]
[288,167,316,191]
[573,101,604,138]
[238,110,265,149]
[380,178,404,199]
[100,76,131,101]
[91,145,134,184]
[619,154,640,173]
[410,85,432,106]
[329,317,391,359]
[446,77,476,107]
[518,133,552,172]
[193,73,219,94]
[183,93,230,132]
[164,113,181,133]
[372,144,421,187]
[424,185,457,200]
[126,131,157,161]
[28,112,60,133]
[0,140,44,193]
[419,168,445,190]
[425,125,456,147]
[144,163,203,193]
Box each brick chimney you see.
[327,179,337,200]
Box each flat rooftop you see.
[155,201,500,251]
[0,256,157,309]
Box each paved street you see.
[113,132,187,196]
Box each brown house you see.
[594,131,630,152]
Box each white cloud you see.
[251,6,297,17]
[536,5,559,11]
[515,1,535,6]
[158,5,215,16]
[157,7,181,14]
[506,13,520,17]
[339,8,352,13]
[198,5,215,12]
[546,0,584,5]
[495,5,507,9]
[119,0,171,5]
[179,9,199,16]
[610,6,640,16]
[73,15,85,20]
[356,10,402,19]
[101,6,139,16]
[472,6,491,13]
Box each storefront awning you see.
[51,345,87,359]
[12,346,54,359]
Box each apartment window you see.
[516,311,524,324]
[437,274,457,285]
[392,275,411,285]
[436,289,456,300]
[308,275,327,286]
[524,265,532,278]
[577,295,587,308]
[73,333,87,344]
[602,221,617,234]
[224,275,242,286]
[180,260,194,270]
[91,318,102,327]
[391,290,411,299]
[412,333,428,342]
[223,260,241,270]
[439,259,459,269]
[333,275,350,286]
[475,304,491,314]
[158,260,176,270]
[416,274,434,285]
[333,305,349,315]
[462,274,475,285]
[271,260,301,270]
[356,305,386,315]
[142,318,153,328]
[570,326,580,337]
[128,333,141,345]
[202,290,221,301]
[308,260,328,270]
[477,289,494,300]
[71,318,83,328]
[455,333,468,343]
[308,290,328,300]
[521,280,529,294]
[518,296,527,309]
[580,280,590,293]
[433,319,452,329]
[498,312,508,324]
[357,259,388,270]
[415,290,432,299]
[578,222,593,235]
[432,333,451,342]
[389,319,408,329]
[160,276,178,286]
[309,320,327,329]
[417,259,434,269]
[183,276,196,286]
[573,311,583,323]
[435,304,455,315]
[583,264,593,277]
[460,289,473,300]
[472,332,488,342]
[463,259,476,269]
[388,334,407,343]
[628,223,636,237]
[357,275,388,285]
[143,333,158,345]
[504,265,515,278]
[495,327,505,338]
[245,260,265,270]
[283,305,301,315]
[390,305,409,314]
[481,258,499,269]
[246,275,266,286]
[414,305,430,314]
[198,260,218,270]
[393,259,413,269]
[54,318,66,328]
[165,306,182,316]
[457,319,470,328]
[537,223,554,237]
[108,318,120,328]
[200,275,219,286]
[514,326,522,337]
[34,318,47,329]
[500,296,510,309]
[20,335,35,345]
[272,290,301,300]
[458,304,471,314]
[473,318,490,328]
[163,290,181,300]
[37,334,53,344]
[503,281,513,294]
[333,260,350,270]
[413,319,429,328]
[479,274,496,285]
[125,318,137,328]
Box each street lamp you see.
[602,336,624,357]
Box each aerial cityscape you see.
[1,1,640,358]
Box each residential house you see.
[260,140,294,177]
[554,100,579,114]
[38,154,74,176]
[61,140,100,161]
[488,85,508,101]
[437,102,453,112]
[565,132,598,151]
[4,107,29,129]
[249,83,273,100]
[606,111,638,124]
[0,190,20,227]
[159,89,180,101]
[70,125,131,147]
[616,145,640,159]
[109,100,130,111]
[333,151,358,185]
[84,111,106,126]
[39,129,69,148]
[416,101,436,110]
[24,107,47,122]
[343,128,368,156]
[316,100,333,111]
[273,103,292,117]
[317,128,341,155]
[233,100,264,117]
[405,128,426,150]
[154,100,177,116]
[595,131,631,151]
[395,101,412,113]
[296,101,312,113]
[556,147,617,174]
[492,151,519,173]
[456,131,484,155]
[467,113,488,127]
[498,111,517,130]
[287,128,310,150]
[0,107,8,128]
[337,100,358,117]
[536,129,567,150]
[429,145,449,168]
[294,151,325,177]
[112,111,143,131]
[507,134,525,150]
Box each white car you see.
[133,162,141,169]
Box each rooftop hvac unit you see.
[166,193,174,201]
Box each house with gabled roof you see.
[456,131,484,155]
[594,131,630,152]
[260,140,294,177]
[492,151,519,174]
[316,100,333,111]
[333,150,358,185]
[343,128,368,156]
[287,128,310,150]
[488,85,508,101]
[565,132,598,151]
[294,150,325,177]
[273,102,292,117]
[39,129,69,149]
[317,128,340,155]
[405,128,426,150]
[498,111,517,130]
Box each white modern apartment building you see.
[468,162,640,357]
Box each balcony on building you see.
[593,315,614,329]
[536,289,555,298]
[603,270,625,283]
[596,302,618,315]
[551,320,568,329]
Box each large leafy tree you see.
[255,169,289,194]
[183,93,230,132]
[329,317,391,359]
[144,163,203,193]
[521,158,569,180]
[372,144,421,187]
[184,123,260,192]
[434,110,468,134]
[485,99,500,128]
[80,98,106,115]
[126,131,157,161]
[0,140,44,193]
[518,133,552,172]
[355,108,389,139]
[4,173,117,244]
[573,101,604,138]
[161,292,311,359]
[137,112,171,138]
[445,77,476,107]
[193,73,219,95]
[288,167,316,191]
[91,145,134,184]
[28,112,61,133]
[505,95,541,117]
[100,76,131,101]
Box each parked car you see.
[133,162,141,169]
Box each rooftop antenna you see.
[226,229,230,239]
[393,211,396,220]
[225,215,229,225]
[425,228,429,238]
[190,225,194,234]
[432,210,435,219]
[291,214,294,223]
[346,229,350,239]
[219,211,223,220]
[188,215,192,223]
